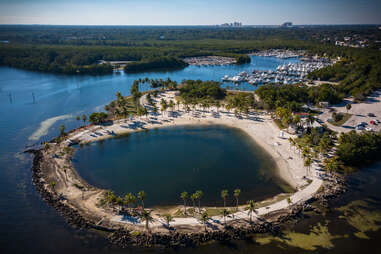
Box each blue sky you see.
[0,0,380,25]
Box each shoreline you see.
[26,90,348,247]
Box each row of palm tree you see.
[288,128,337,177]
[75,114,87,127]
[180,189,242,215]
[104,190,146,210]
[220,189,241,208]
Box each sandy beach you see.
[50,91,324,231]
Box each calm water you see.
[0,55,380,253]
[73,125,288,207]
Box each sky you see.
[0,0,380,26]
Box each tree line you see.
[255,83,343,111]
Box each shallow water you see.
[0,55,381,253]
[73,125,288,207]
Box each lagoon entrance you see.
[73,125,290,207]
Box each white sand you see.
[66,91,324,229]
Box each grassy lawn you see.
[330,113,352,126]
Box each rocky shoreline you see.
[29,149,91,229]
[28,147,347,248]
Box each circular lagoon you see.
[73,125,291,207]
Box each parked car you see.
[370,120,376,125]
[365,127,373,132]
[375,119,381,124]
[368,113,376,117]
[359,122,368,126]
[356,125,365,130]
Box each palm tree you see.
[215,100,221,113]
[138,191,146,209]
[221,189,229,208]
[304,157,313,176]
[105,190,116,205]
[233,189,241,209]
[191,193,197,214]
[200,211,209,232]
[59,125,65,136]
[140,209,153,232]
[82,114,87,125]
[222,209,230,226]
[124,193,136,212]
[163,214,174,228]
[346,103,351,113]
[169,100,175,113]
[247,200,257,224]
[76,115,80,127]
[180,191,188,215]
[115,196,123,211]
[325,157,340,176]
[302,147,310,159]
[195,190,203,213]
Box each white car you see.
[365,127,373,132]
[375,119,381,124]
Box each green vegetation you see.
[179,80,226,102]
[329,112,352,126]
[221,189,229,208]
[236,55,251,64]
[59,124,66,136]
[233,189,241,208]
[138,191,146,209]
[180,191,188,215]
[139,209,153,232]
[308,51,381,101]
[200,212,209,232]
[162,214,174,228]
[256,83,343,111]
[335,131,381,168]
[124,57,188,73]
[247,200,257,223]
[88,112,108,124]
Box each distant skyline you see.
[0,0,380,26]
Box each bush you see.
[89,112,108,124]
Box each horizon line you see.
[0,23,380,27]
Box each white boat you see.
[222,75,230,81]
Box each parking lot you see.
[318,90,381,133]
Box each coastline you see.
[26,90,348,247]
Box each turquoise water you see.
[1,55,381,253]
[73,125,288,207]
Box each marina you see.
[222,55,332,85]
